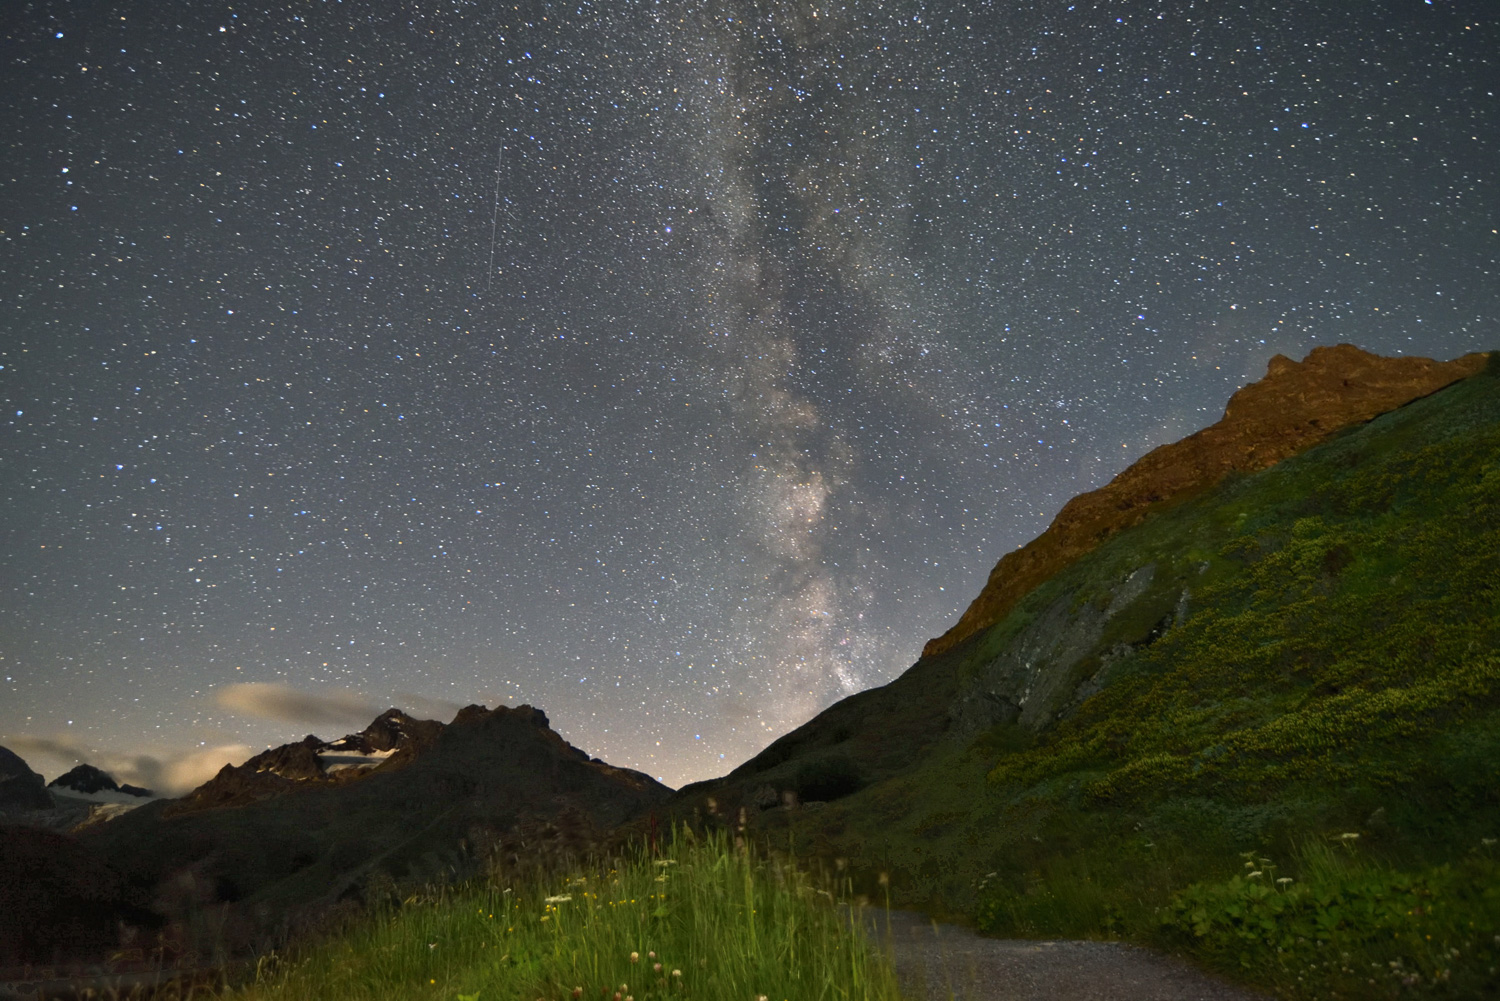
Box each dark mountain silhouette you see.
[0,703,669,968]
[48,763,154,798]
[0,744,53,812]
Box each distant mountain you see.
[72,702,669,960]
[664,347,1500,941]
[0,744,53,811]
[163,707,442,815]
[48,763,154,799]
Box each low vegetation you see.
[223,828,901,1001]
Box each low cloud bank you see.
[2,734,253,796]
[215,682,379,729]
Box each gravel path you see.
[871,910,1273,1001]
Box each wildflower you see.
[654,859,677,867]
[654,963,663,973]
[1277,877,1293,885]
[630,952,640,963]
[757,996,769,1001]
[429,942,438,949]
[672,970,682,978]
[1338,832,1360,842]
[545,894,573,904]
[878,872,890,886]
[649,952,656,960]
[1247,871,1263,879]
[1482,838,1496,847]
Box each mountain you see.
[71,702,669,960]
[660,347,1500,993]
[0,744,53,812]
[162,708,442,815]
[48,763,154,800]
[923,344,1488,660]
[674,345,1494,814]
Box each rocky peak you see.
[923,345,1490,660]
[47,763,154,798]
[164,702,596,817]
[321,707,445,755]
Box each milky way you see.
[3,1,1495,789]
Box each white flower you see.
[544,894,573,904]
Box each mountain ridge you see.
[922,343,1489,660]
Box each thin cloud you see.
[394,692,467,723]
[215,683,379,729]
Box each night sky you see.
[3,1,1495,792]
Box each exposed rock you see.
[946,564,1184,741]
[0,745,53,812]
[923,344,1489,659]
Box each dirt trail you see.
[873,910,1272,1001]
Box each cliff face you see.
[922,344,1489,660]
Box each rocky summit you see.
[922,343,1489,660]
[48,763,154,799]
[163,707,445,815]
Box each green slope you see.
[749,356,1500,998]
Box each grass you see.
[755,360,1500,998]
[221,827,904,1001]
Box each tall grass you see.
[224,827,902,1001]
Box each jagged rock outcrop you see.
[923,344,1488,659]
[0,744,53,812]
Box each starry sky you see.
[2,0,1495,792]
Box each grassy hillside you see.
[752,356,1500,998]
